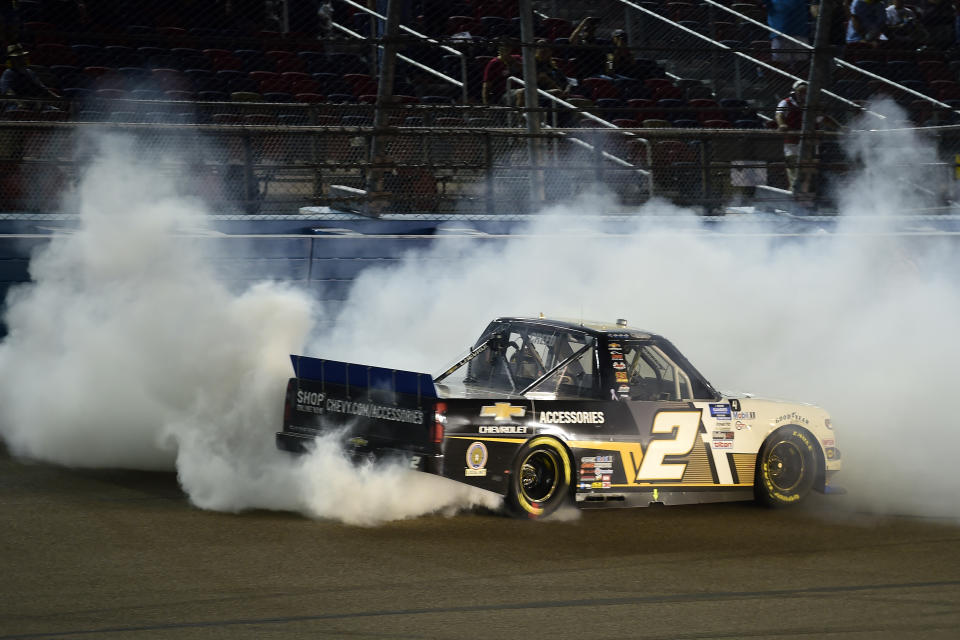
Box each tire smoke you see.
[1,105,957,525]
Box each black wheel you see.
[506,437,572,519]
[755,428,818,507]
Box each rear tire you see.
[755,428,817,507]
[506,437,572,519]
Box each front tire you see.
[506,437,572,519]
[755,428,817,507]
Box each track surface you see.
[1,447,959,640]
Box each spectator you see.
[847,0,888,45]
[511,39,568,107]
[607,29,644,79]
[569,16,610,81]
[1,44,59,111]
[764,0,813,69]
[776,80,842,192]
[482,37,521,105]
[885,0,924,45]
[776,79,806,190]
[918,0,955,49]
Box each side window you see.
[528,333,597,399]
[622,343,692,401]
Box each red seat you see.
[581,77,619,100]
[273,57,307,73]
[644,78,674,91]
[33,43,76,66]
[293,92,325,103]
[289,76,321,94]
[654,85,684,101]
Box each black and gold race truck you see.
[276,317,841,518]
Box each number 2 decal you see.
[636,410,701,481]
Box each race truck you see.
[276,317,842,518]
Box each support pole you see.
[366,0,402,217]
[518,0,543,209]
[797,0,837,199]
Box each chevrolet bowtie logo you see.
[480,403,526,421]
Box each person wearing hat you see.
[607,28,642,79]
[1,43,59,110]
[775,79,842,192]
[775,80,808,190]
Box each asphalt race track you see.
[1,445,959,640]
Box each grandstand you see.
[0,0,958,215]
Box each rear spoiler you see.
[290,355,438,400]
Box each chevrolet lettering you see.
[276,317,842,518]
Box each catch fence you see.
[1,118,958,216]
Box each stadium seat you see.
[197,91,229,101]
[230,91,263,102]
[234,49,274,72]
[581,77,620,100]
[34,43,76,67]
[244,114,275,125]
[293,92,325,103]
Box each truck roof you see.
[494,316,657,340]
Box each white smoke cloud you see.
[2,101,958,524]
[0,135,501,526]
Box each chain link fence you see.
[2,119,957,215]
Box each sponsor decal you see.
[465,441,488,477]
[712,430,735,440]
[774,411,810,425]
[295,390,326,415]
[615,372,628,383]
[578,482,592,490]
[712,441,733,449]
[591,482,603,489]
[608,342,622,350]
[618,385,630,393]
[596,455,613,462]
[608,333,631,339]
[530,333,557,346]
[709,403,732,419]
[325,398,424,424]
[733,411,756,420]
[479,403,526,421]
[478,425,528,434]
[581,462,595,469]
[823,438,835,447]
[539,410,605,424]
[613,362,626,370]
[735,421,750,431]
[347,436,368,447]
[611,353,624,361]
[602,481,611,488]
